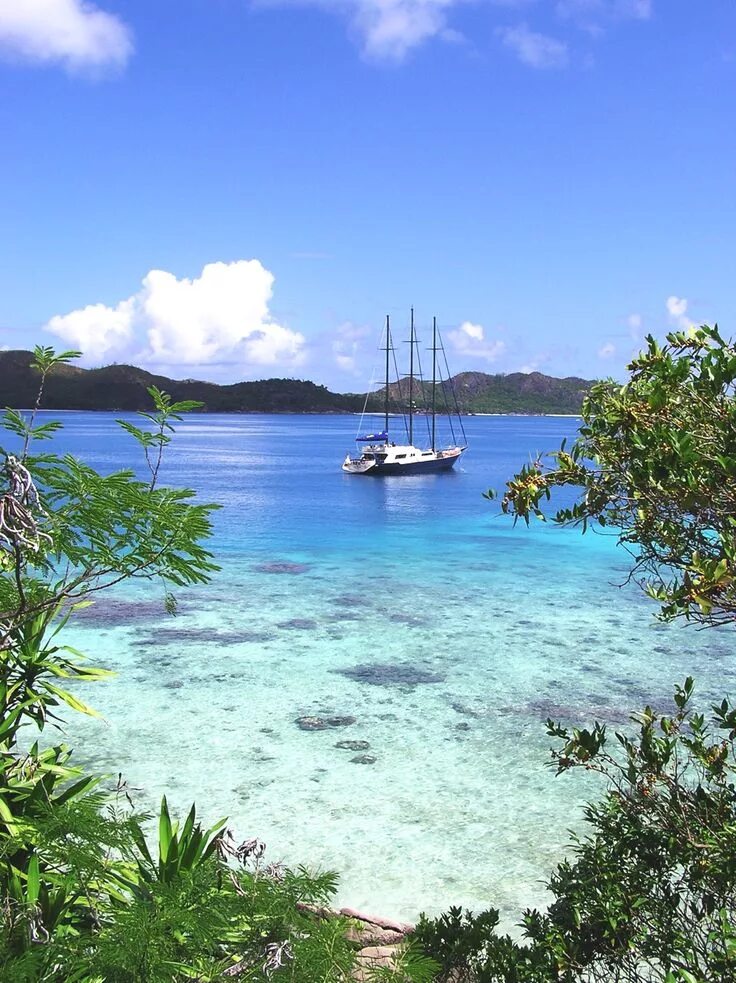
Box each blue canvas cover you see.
[356,431,388,442]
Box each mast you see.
[408,307,414,445]
[431,316,437,452]
[384,314,390,435]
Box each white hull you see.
[342,442,465,475]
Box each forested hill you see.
[451,370,591,414]
[0,350,592,415]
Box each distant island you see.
[0,349,592,416]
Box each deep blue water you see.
[35,411,734,924]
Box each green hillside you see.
[0,350,592,415]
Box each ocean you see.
[39,411,733,926]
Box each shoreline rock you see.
[296,903,414,980]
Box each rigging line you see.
[434,350,448,446]
[408,308,414,445]
[431,316,437,453]
[439,328,467,446]
[412,326,432,445]
[391,334,409,440]
[356,346,382,438]
[439,356,458,446]
[433,327,458,446]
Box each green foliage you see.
[132,796,226,886]
[418,682,736,982]
[488,325,736,626]
[415,906,507,980]
[117,386,205,490]
[418,329,736,980]
[0,349,419,981]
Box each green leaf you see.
[26,854,40,906]
[43,682,102,717]
[159,795,173,865]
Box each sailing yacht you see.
[342,310,467,475]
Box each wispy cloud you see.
[0,0,133,72]
[353,0,461,61]
[616,0,651,20]
[597,341,615,358]
[556,0,651,34]
[46,260,306,372]
[256,0,463,62]
[256,0,653,63]
[331,320,372,374]
[497,22,568,67]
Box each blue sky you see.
[1,0,734,389]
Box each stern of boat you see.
[342,455,377,474]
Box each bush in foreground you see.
[417,680,736,982]
[0,348,433,980]
[417,327,736,981]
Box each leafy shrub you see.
[488,325,736,627]
[0,348,423,981]
[417,680,736,982]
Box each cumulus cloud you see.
[598,341,615,358]
[0,0,133,71]
[47,299,134,362]
[45,260,306,374]
[447,320,506,363]
[497,23,569,68]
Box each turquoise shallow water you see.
[38,412,734,926]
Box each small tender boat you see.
[342,310,467,476]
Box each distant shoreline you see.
[1,349,592,418]
[29,408,583,419]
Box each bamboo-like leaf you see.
[43,682,102,717]
[53,774,99,806]
[0,795,19,835]
[26,854,40,906]
[130,821,155,869]
[159,795,173,865]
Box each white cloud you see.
[47,298,134,361]
[45,260,306,373]
[258,0,651,62]
[0,0,133,71]
[666,295,695,331]
[331,320,371,375]
[257,0,462,61]
[353,0,459,60]
[459,320,484,341]
[447,320,506,363]
[666,295,687,319]
[497,23,568,68]
[598,341,615,358]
